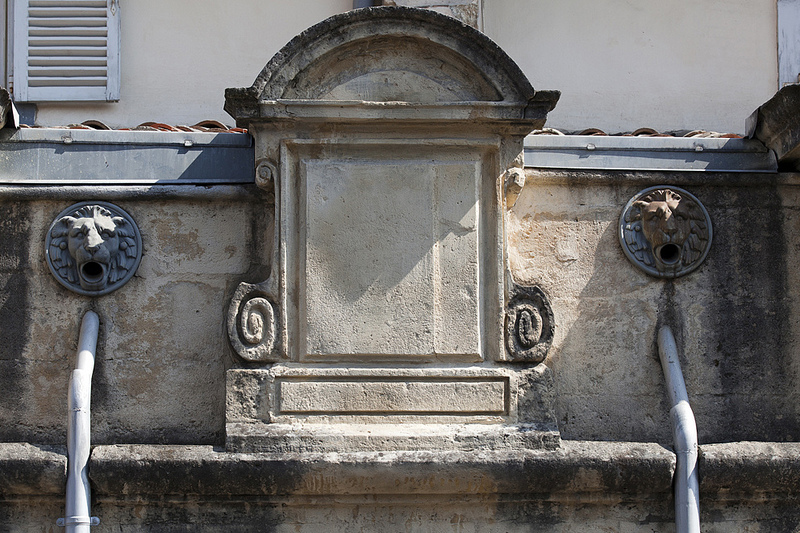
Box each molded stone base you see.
[225,364,559,453]
[226,422,561,453]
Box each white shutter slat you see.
[29,76,107,87]
[29,18,107,28]
[29,0,107,6]
[28,65,107,76]
[28,6,107,17]
[30,56,107,65]
[28,9,108,18]
[29,36,108,46]
[29,46,106,56]
[13,0,120,102]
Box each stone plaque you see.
[302,157,480,359]
[278,378,507,415]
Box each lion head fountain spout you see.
[46,202,142,296]
[620,186,712,278]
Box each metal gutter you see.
[0,129,778,185]
[524,135,778,173]
[0,128,254,185]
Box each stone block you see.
[278,379,506,414]
[225,365,558,453]
[747,84,800,170]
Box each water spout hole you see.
[81,261,104,282]
[658,243,681,265]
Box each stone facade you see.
[1,6,800,532]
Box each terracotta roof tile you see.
[532,128,743,139]
[18,120,248,134]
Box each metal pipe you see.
[657,325,700,533]
[60,311,100,531]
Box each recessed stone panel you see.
[278,378,507,415]
[303,159,480,359]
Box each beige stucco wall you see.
[23,1,779,133]
[483,0,778,134]
[28,0,352,128]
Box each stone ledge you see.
[89,441,674,498]
[5,441,799,502]
[225,422,561,454]
[524,168,793,188]
[699,441,800,500]
[0,443,66,496]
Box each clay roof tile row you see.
[532,127,742,139]
[17,121,740,139]
[19,120,247,134]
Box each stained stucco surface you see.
[509,170,800,443]
[0,188,271,445]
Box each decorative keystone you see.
[505,285,554,363]
[619,186,712,278]
[45,202,142,296]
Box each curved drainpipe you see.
[657,325,700,533]
[58,311,100,531]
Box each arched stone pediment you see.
[284,36,502,103]
[225,7,558,125]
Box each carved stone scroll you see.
[254,158,277,190]
[227,280,283,363]
[505,285,554,363]
[619,186,712,278]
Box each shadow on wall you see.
[0,203,31,442]
[522,177,799,443]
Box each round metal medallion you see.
[45,202,142,296]
[619,186,712,278]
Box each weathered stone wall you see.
[0,186,271,446]
[2,171,800,530]
[2,172,799,446]
[509,170,800,443]
[2,5,798,530]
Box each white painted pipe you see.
[62,311,100,531]
[657,325,700,533]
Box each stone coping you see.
[3,441,799,501]
[0,171,797,204]
[524,168,800,187]
[0,443,66,496]
[89,442,675,499]
[0,184,263,201]
[0,129,254,185]
[524,135,777,173]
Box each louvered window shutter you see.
[12,0,120,102]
